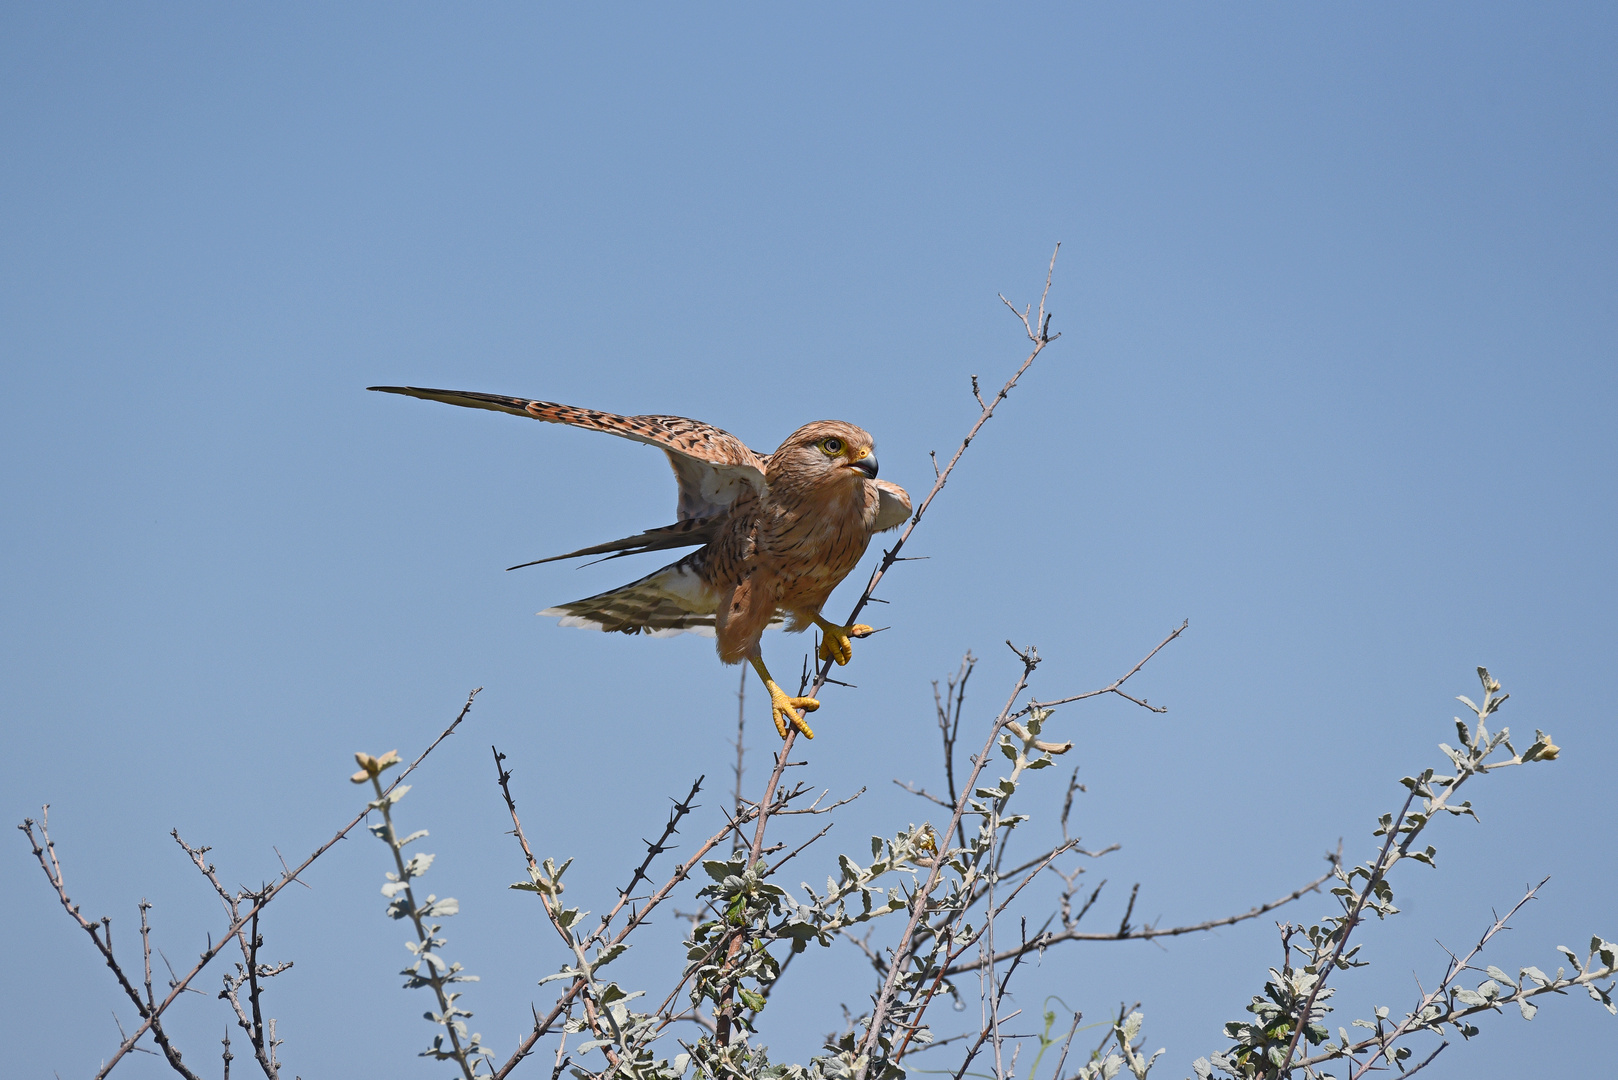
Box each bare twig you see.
[933,653,976,850]
[1028,621,1187,713]
[18,809,205,1080]
[1048,1009,1083,1080]
[493,746,623,1068]
[172,834,284,1079]
[945,861,1339,976]
[733,668,747,843]
[892,780,954,809]
[812,247,1062,725]
[584,775,706,950]
[41,688,482,1080]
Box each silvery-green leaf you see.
[593,943,628,969]
[1518,997,1538,1020]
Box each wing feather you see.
[873,479,911,533]
[506,515,725,570]
[369,386,767,519]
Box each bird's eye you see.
[820,437,844,456]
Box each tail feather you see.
[540,553,780,639]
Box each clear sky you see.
[3,5,1614,1078]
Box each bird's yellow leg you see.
[749,654,819,739]
[813,614,876,666]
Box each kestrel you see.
[370,387,911,739]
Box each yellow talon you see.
[767,683,819,739]
[750,655,818,739]
[814,617,875,666]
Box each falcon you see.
[370,387,911,739]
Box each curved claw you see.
[817,622,876,666]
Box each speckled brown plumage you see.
[371,385,911,737]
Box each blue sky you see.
[3,5,1614,1078]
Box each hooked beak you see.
[850,450,878,480]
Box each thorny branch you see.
[19,808,204,1080]
[714,245,1069,1050]
[1028,620,1187,714]
[489,773,789,1078]
[856,647,1045,1071]
[943,859,1340,976]
[19,688,482,1079]
[173,832,293,1079]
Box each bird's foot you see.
[816,620,875,666]
[765,680,819,739]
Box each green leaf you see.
[702,859,738,883]
[739,988,766,1011]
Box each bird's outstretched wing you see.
[369,386,768,519]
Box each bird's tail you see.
[541,552,780,638]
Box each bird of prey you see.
[370,387,911,739]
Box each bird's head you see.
[770,421,879,486]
